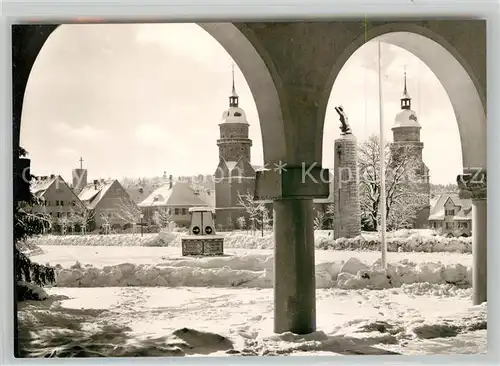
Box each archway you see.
[320,24,486,305]
[320,25,486,172]
[13,23,287,167]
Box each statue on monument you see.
[335,105,352,135]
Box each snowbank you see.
[52,254,472,289]
[27,229,472,254]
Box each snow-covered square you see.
[18,230,486,357]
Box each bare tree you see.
[69,205,94,235]
[313,210,325,230]
[152,208,173,230]
[325,203,335,235]
[80,209,95,235]
[237,192,270,237]
[57,214,70,236]
[114,196,142,233]
[236,216,247,232]
[260,205,272,235]
[99,212,113,234]
[358,135,428,231]
[66,206,84,234]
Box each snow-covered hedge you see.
[27,230,472,254]
[25,232,181,247]
[317,233,472,254]
[52,254,472,290]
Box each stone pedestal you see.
[457,170,487,305]
[333,135,361,239]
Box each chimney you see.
[169,174,173,189]
[93,179,98,189]
[50,174,55,179]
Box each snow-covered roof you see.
[78,180,116,209]
[220,106,249,125]
[31,175,57,194]
[138,181,209,208]
[125,183,156,204]
[428,193,472,221]
[393,109,421,129]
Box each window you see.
[234,112,242,117]
[445,222,453,230]
[174,208,180,215]
[182,208,187,215]
[56,212,61,218]
[445,209,455,216]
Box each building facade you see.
[78,179,136,230]
[138,176,211,227]
[428,193,472,237]
[31,175,86,229]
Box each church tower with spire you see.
[390,69,431,228]
[214,65,255,230]
[72,157,88,195]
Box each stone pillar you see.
[472,198,487,305]
[457,170,487,305]
[254,165,330,334]
[333,135,361,239]
[274,199,316,334]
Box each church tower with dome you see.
[214,65,256,230]
[390,70,431,228]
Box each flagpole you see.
[378,41,387,269]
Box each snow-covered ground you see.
[18,230,485,357]
[18,286,486,357]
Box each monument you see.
[333,106,361,239]
[181,207,224,256]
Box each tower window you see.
[234,112,242,117]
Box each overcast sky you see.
[21,23,462,184]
